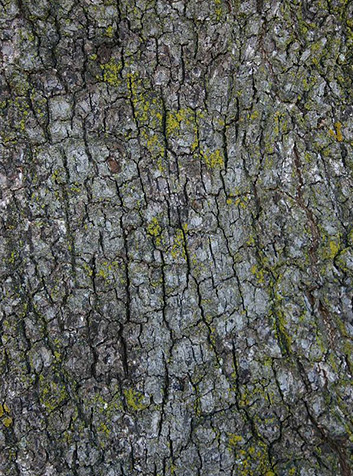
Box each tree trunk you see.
[1,0,353,474]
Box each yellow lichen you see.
[328,128,336,139]
[8,250,17,264]
[329,122,343,142]
[228,433,243,447]
[214,0,222,20]
[3,417,12,428]
[124,388,148,411]
[105,26,114,38]
[250,110,259,120]
[202,149,224,169]
[39,376,68,412]
[98,422,111,436]
[166,108,192,136]
[251,264,265,284]
[0,402,12,427]
[100,59,122,87]
[171,226,188,260]
[328,239,340,258]
[147,217,162,246]
[335,122,343,142]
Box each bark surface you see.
[1,0,353,475]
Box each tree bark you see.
[1,0,353,474]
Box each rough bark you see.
[1,0,353,475]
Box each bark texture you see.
[1,0,353,474]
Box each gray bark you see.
[1,0,353,474]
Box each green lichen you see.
[273,110,289,136]
[249,252,292,354]
[335,122,343,142]
[319,232,341,261]
[227,194,249,208]
[228,432,275,476]
[7,250,17,265]
[228,433,243,447]
[124,388,148,412]
[70,182,81,194]
[126,72,166,166]
[329,122,344,142]
[39,375,68,412]
[272,305,292,353]
[328,239,340,258]
[171,224,188,260]
[165,107,195,141]
[100,59,122,87]
[3,416,12,428]
[251,264,265,284]
[12,96,30,133]
[105,25,114,38]
[29,90,47,120]
[201,149,224,169]
[147,217,162,246]
[0,403,12,428]
[98,422,111,437]
[214,0,223,20]
[96,260,120,282]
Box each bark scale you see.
[1,0,353,475]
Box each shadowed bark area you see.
[1,0,353,475]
